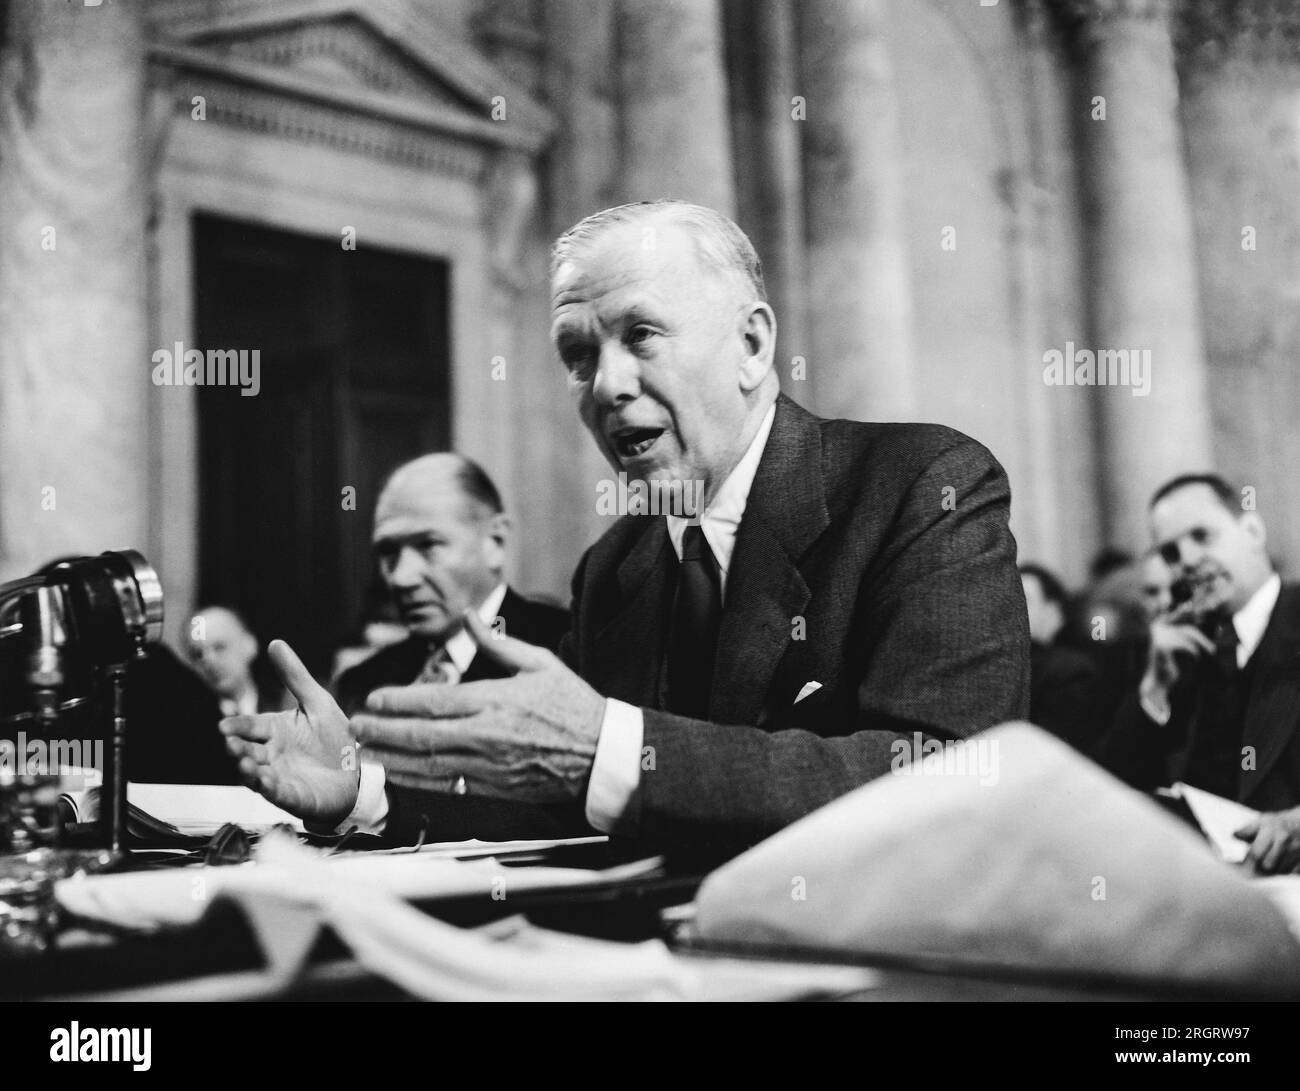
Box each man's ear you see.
[737,302,776,392]
[1241,511,1267,551]
[485,512,511,569]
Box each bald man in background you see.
[225,453,580,842]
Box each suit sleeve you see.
[634,438,1030,849]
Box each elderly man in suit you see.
[1098,474,1300,873]
[224,200,1028,854]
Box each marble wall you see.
[3,0,1299,641]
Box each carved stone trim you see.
[148,0,556,138]
[1176,0,1300,67]
[197,13,469,109]
[1028,0,1300,64]
[150,60,490,180]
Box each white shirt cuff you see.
[1139,675,1172,726]
[584,698,644,834]
[337,760,389,835]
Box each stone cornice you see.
[147,0,555,164]
[1024,0,1300,64]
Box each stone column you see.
[799,0,916,422]
[543,0,626,563]
[1072,0,1213,547]
[0,0,151,579]
[615,0,735,214]
[724,0,810,382]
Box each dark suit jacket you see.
[1028,640,1101,751]
[1099,582,1300,811]
[562,394,1030,851]
[127,645,241,785]
[335,588,582,842]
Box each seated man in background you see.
[228,453,579,842]
[1097,474,1300,872]
[224,200,1029,856]
[334,454,570,715]
[1019,563,1098,751]
[185,605,289,717]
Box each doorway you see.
[193,214,450,677]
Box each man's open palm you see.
[219,639,359,825]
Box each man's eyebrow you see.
[373,531,437,549]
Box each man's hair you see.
[191,604,255,638]
[1019,564,1070,612]
[1149,473,1240,514]
[379,453,503,520]
[550,199,767,303]
[453,457,504,517]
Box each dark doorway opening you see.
[194,214,450,678]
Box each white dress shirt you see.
[344,582,508,833]
[585,402,778,834]
[1140,572,1282,725]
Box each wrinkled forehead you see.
[550,220,713,314]
[374,478,480,538]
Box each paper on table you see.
[359,835,609,860]
[695,724,1300,991]
[127,783,304,835]
[1171,782,1258,865]
[55,844,660,932]
[1255,876,1300,944]
[61,834,692,1000]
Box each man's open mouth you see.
[612,426,665,460]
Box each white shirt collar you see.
[443,581,509,675]
[666,401,777,598]
[1233,572,1281,668]
[221,683,259,718]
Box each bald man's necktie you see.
[416,646,460,686]
[667,523,722,719]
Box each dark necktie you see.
[1185,616,1244,798]
[667,523,722,719]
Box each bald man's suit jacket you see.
[337,589,586,842]
[561,394,1030,851]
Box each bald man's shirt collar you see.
[441,582,508,675]
[665,402,776,598]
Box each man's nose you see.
[389,546,425,587]
[591,344,640,406]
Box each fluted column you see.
[799,0,915,422]
[1072,0,1213,546]
[616,0,735,213]
[0,0,151,579]
[725,0,809,381]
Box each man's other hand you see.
[1140,618,1216,722]
[350,611,605,804]
[220,639,359,825]
[1236,806,1300,874]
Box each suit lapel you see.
[1242,586,1300,801]
[709,396,830,725]
[589,516,675,705]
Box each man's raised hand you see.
[219,639,359,825]
[350,611,605,804]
